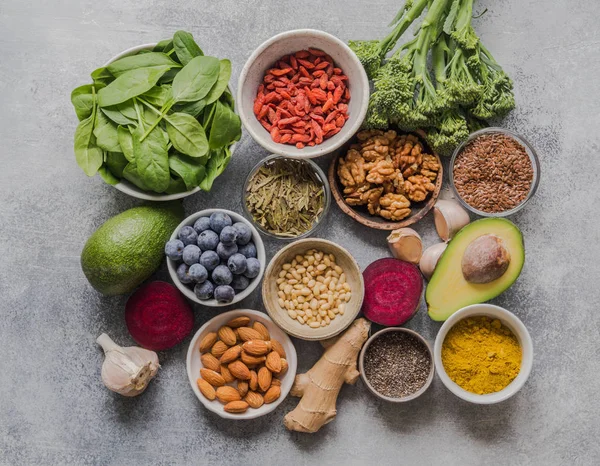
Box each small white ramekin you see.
[434,303,533,404]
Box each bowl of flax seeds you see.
[450,128,540,217]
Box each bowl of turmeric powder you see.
[434,304,533,404]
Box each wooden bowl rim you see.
[328,129,443,231]
[261,238,365,341]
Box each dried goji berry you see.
[308,48,326,57]
[269,68,292,76]
[280,134,292,144]
[290,55,298,70]
[295,50,310,59]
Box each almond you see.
[216,386,241,404]
[224,400,249,413]
[241,351,266,366]
[244,391,264,409]
[226,316,251,328]
[200,353,221,372]
[220,345,242,364]
[271,378,281,387]
[270,339,287,359]
[199,332,218,353]
[265,351,282,373]
[252,321,270,340]
[228,360,251,380]
[264,385,281,404]
[242,339,271,356]
[280,358,288,375]
[238,327,263,342]
[211,340,229,358]
[258,366,272,392]
[200,368,225,387]
[249,370,258,391]
[220,364,236,383]
[237,380,249,397]
[197,378,216,400]
[233,328,240,341]
[218,326,237,346]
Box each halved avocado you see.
[426,218,524,321]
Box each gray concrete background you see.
[1,0,598,464]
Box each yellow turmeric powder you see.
[441,316,522,395]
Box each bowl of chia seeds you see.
[449,128,541,217]
[359,327,434,402]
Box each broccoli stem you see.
[380,0,430,56]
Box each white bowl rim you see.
[433,303,534,404]
[167,209,266,307]
[186,309,297,420]
[102,42,237,201]
[359,327,435,403]
[237,28,370,159]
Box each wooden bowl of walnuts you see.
[328,129,443,230]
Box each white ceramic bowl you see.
[186,309,297,420]
[434,304,533,404]
[167,209,266,307]
[103,43,237,201]
[237,29,369,158]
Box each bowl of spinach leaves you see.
[70,31,242,201]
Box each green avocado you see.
[81,202,184,296]
[426,218,525,321]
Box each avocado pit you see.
[461,234,511,284]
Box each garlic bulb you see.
[419,243,448,280]
[96,333,160,397]
[433,200,470,242]
[387,228,422,264]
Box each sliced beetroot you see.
[125,281,194,351]
[362,258,423,326]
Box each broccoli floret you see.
[450,0,479,50]
[445,47,483,106]
[349,40,384,79]
[425,109,471,156]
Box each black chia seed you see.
[363,331,431,398]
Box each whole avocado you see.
[81,202,184,296]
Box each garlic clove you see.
[97,333,160,397]
[387,228,423,264]
[433,200,470,242]
[419,243,448,280]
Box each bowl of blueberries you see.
[165,209,266,306]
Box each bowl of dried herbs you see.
[243,155,330,239]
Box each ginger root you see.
[283,318,371,433]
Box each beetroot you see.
[362,258,423,326]
[125,281,194,350]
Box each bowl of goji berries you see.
[238,29,370,158]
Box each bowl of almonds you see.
[186,309,297,420]
[328,129,443,230]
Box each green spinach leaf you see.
[165,112,209,159]
[118,126,134,161]
[106,52,180,77]
[91,67,113,81]
[98,165,120,185]
[204,59,231,105]
[172,56,220,103]
[173,30,204,66]
[208,100,241,149]
[132,126,170,192]
[105,151,128,178]
[165,176,188,194]
[220,88,235,109]
[93,111,121,152]
[153,39,174,53]
[71,84,96,121]
[100,106,136,126]
[74,110,103,176]
[169,152,206,190]
[98,66,171,107]
[142,85,172,107]
[122,162,150,191]
[172,99,207,117]
[200,146,232,191]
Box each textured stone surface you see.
[1,0,599,464]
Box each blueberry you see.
[238,241,257,259]
[209,212,232,234]
[176,263,194,285]
[228,253,247,275]
[189,263,208,283]
[232,222,252,245]
[217,242,238,261]
[199,250,220,272]
[165,239,185,261]
[197,230,219,251]
[244,257,261,279]
[214,285,235,303]
[194,281,214,300]
[231,275,250,291]
[220,226,237,245]
[193,216,211,234]
[178,226,198,246]
[182,244,201,265]
[212,264,233,285]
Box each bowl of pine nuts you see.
[262,238,364,340]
